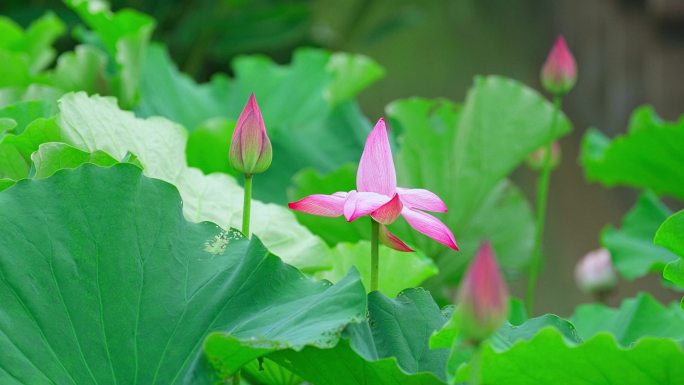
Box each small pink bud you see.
[575,248,617,294]
[229,93,272,175]
[457,242,509,342]
[526,141,561,171]
[541,35,577,95]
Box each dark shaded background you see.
[2,0,683,315]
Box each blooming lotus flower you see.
[288,118,457,252]
[575,248,617,294]
[457,242,509,342]
[541,35,577,95]
[229,93,272,175]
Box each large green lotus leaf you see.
[389,79,569,283]
[432,310,580,382]
[455,328,684,385]
[31,142,121,178]
[241,358,303,385]
[136,44,382,203]
[317,241,438,297]
[571,293,684,346]
[581,106,684,200]
[0,163,365,384]
[601,192,677,280]
[206,288,450,384]
[56,92,334,272]
[66,0,155,108]
[656,210,684,290]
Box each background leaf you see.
[600,191,677,280]
[136,45,383,203]
[571,293,684,346]
[388,78,570,285]
[317,242,438,297]
[655,210,684,290]
[581,106,684,200]
[66,0,155,107]
[0,100,56,133]
[433,310,581,383]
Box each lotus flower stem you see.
[469,345,483,385]
[370,218,380,291]
[235,175,252,384]
[526,94,563,313]
[242,174,253,237]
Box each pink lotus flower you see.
[457,241,509,342]
[288,118,458,252]
[541,35,577,95]
[229,93,272,175]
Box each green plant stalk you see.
[235,174,253,385]
[470,347,482,385]
[525,95,562,314]
[370,219,380,292]
[242,174,253,237]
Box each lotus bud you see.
[229,93,272,175]
[575,248,617,294]
[541,35,577,95]
[527,141,561,171]
[457,241,509,342]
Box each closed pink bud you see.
[457,242,509,342]
[541,35,577,95]
[575,248,617,294]
[526,141,561,171]
[229,93,272,175]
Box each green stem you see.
[469,342,483,385]
[235,175,253,384]
[525,94,563,314]
[370,219,380,292]
[242,174,253,237]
